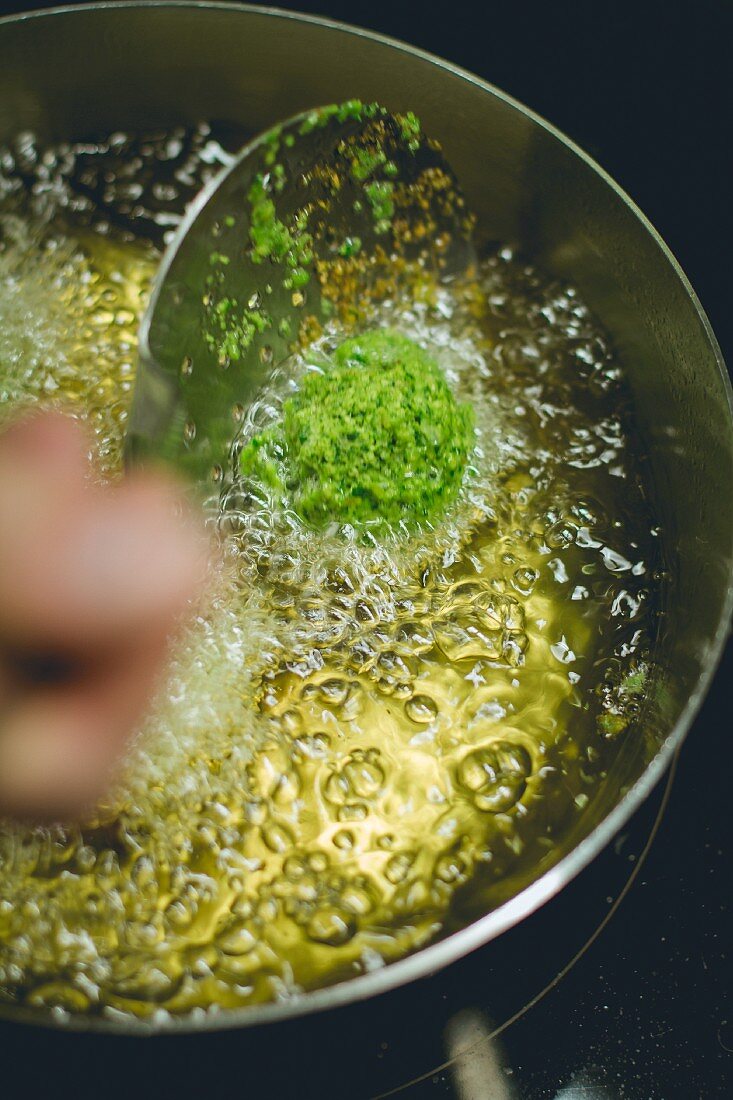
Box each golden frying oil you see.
[0,130,659,1021]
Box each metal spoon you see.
[127,102,475,486]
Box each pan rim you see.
[0,0,731,1037]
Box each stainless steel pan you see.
[0,1,731,1034]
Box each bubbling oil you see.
[0,128,660,1022]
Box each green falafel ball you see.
[240,330,474,533]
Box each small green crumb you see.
[336,99,370,123]
[297,100,378,134]
[204,297,271,363]
[239,330,474,533]
[246,175,313,287]
[272,163,286,193]
[351,146,387,182]
[247,175,294,264]
[620,665,648,696]
[263,125,282,167]
[597,712,629,738]
[338,236,362,258]
[364,180,395,234]
[596,663,649,738]
[396,111,421,152]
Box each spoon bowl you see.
[128,102,475,486]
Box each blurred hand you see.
[0,412,208,820]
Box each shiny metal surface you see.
[0,2,731,1033]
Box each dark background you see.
[0,2,730,1097]
[2,0,730,360]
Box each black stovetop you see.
[1,2,731,1097]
